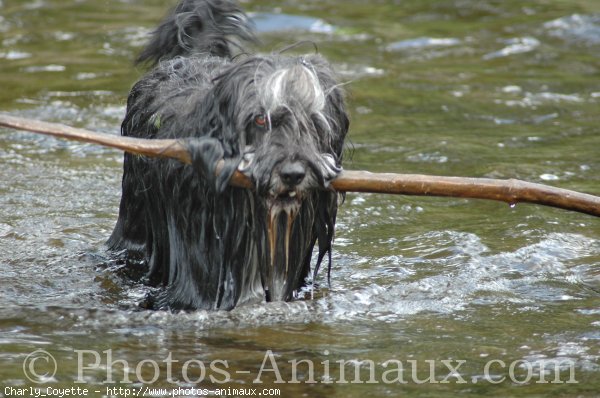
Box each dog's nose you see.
[280,161,306,187]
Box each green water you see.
[1,0,599,396]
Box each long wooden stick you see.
[0,113,192,163]
[1,113,599,217]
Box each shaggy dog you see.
[108,0,349,310]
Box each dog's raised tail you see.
[136,0,256,66]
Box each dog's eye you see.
[254,115,267,128]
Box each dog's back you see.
[108,0,254,255]
[136,0,255,66]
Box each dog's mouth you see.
[268,189,302,212]
[263,188,304,301]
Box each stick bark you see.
[1,113,599,217]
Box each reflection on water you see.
[0,0,599,396]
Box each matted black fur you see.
[108,0,349,310]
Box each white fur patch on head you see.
[260,62,326,118]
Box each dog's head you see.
[210,54,348,207]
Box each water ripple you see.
[544,14,600,45]
[251,12,335,34]
[387,37,462,51]
[483,37,540,60]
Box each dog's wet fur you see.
[108,0,349,310]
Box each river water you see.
[0,0,599,396]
